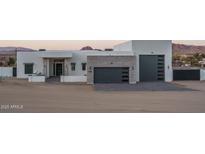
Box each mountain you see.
[80,46,93,50]
[0,47,34,55]
[1,44,205,55]
[173,43,205,54]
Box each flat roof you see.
[38,51,72,58]
[87,51,135,56]
[19,50,135,57]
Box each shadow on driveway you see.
[94,82,196,91]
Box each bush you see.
[8,57,16,66]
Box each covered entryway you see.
[139,55,165,81]
[94,67,129,83]
[173,69,200,80]
[52,59,65,76]
[45,59,65,83]
[43,58,70,78]
[40,51,72,78]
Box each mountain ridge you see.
[0,47,34,54]
[172,43,205,54]
[1,44,205,55]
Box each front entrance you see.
[55,63,63,76]
[44,58,67,82]
[47,62,63,82]
[53,60,64,76]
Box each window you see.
[24,63,33,74]
[82,63,87,71]
[71,63,76,71]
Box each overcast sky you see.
[0,40,205,50]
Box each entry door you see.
[139,55,165,81]
[56,63,63,76]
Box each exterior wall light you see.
[88,66,92,72]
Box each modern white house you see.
[16,40,173,83]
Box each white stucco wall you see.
[115,40,172,82]
[113,41,132,51]
[0,67,13,77]
[132,40,172,82]
[200,69,205,81]
[17,52,43,78]
[68,52,88,76]
[67,51,133,76]
[28,76,45,82]
[60,76,87,82]
[17,50,105,78]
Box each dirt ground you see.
[1,78,205,113]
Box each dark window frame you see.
[81,63,87,71]
[24,63,33,74]
[71,63,76,71]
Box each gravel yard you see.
[0,79,205,112]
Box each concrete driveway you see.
[94,82,194,91]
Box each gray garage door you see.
[94,67,129,83]
[140,55,165,81]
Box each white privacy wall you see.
[17,52,43,78]
[60,76,87,82]
[200,69,205,81]
[0,67,13,77]
[28,76,46,82]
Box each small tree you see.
[8,57,16,66]
[201,53,205,58]
[193,53,203,61]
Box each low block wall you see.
[60,76,87,83]
[200,69,205,81]
[0,67,13,77]
[28,76,45,82]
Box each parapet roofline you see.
[38,51,72,58]
[87,51,135,56]
[18,50,135,57]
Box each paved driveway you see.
[94,82,195,91]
